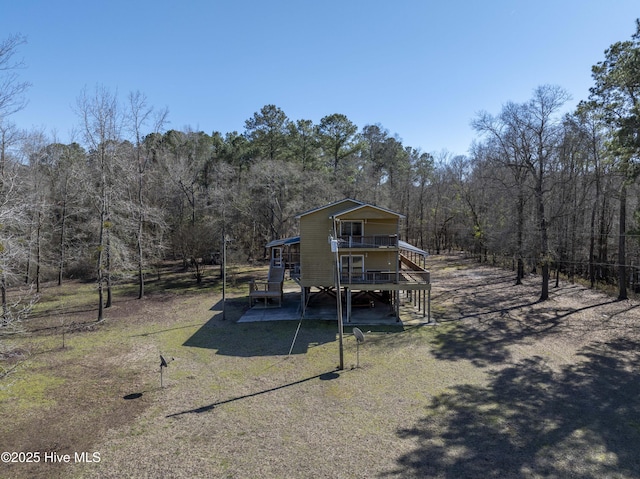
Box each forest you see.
[1,21,640,325]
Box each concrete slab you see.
[238,289,417,325]
[238,292,301,322]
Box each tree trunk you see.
[106,226,112,308]
[24,222,32,284]
[137,224,144,299]
[58,190,67,286]
[516,188,525,285]
[589,197,597,288]
[535,163,550,301]
[618,182,628,300]
[137,171,144,299]
[1,271,7,323]
[97,215,105,322]
[541,261,550,301]
[35,211,41,294]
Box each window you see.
[340,221,363,237]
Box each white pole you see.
[331,232,344,371]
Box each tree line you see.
[1,21,640,326]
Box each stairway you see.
[249,259,285,307]
[268,262,285,283]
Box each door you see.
[271,247,283,267]
[340,255,364,282]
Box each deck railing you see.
[340,269,430,285]
[337,235,398,248]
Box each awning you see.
[265,236,300,248]
[398,240,428,257]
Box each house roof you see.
[295,198,405,220]
[265,236,300,248]
[329,203,406,220]
[294,198,363,219]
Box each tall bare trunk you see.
[516,188,525,285]
[1,271,7,323]
[35,210,41,293]
[58,190,67,286]
[97,209,105,322]
[536,178,550,302]
[618,182,628,300]
[137,218,144,299]
[106,225,112,308]
[589,196,598,288]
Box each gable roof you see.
[295,198,404,219]
[329,203,405,219]
[294,198,363,219]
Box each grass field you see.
[1,256,640,478]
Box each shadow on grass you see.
[184,296,406,357]
[383,338,640,479]
[131,323,205,338]
[166,369,341,418]
[183,313,340,357]
[429,299,621,367]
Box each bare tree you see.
[21,129,50,293]
[522,85,572,300]
[0,146,32,332]
[474,86,570,300]
[43,142,86,286]
[126,90,168,299]
[473,109,531,284]
[76,85,121,321]
[0,34,30,122]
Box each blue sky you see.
[1,0,638,155]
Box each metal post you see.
[222,226,226,321]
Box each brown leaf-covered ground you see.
[1,255,639,478]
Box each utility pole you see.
[330,233,344,370]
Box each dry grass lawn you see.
[1,256,640,478]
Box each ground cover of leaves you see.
[1,255,639,478]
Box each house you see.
[249,198,431,322]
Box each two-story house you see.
[249,198,430,322]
